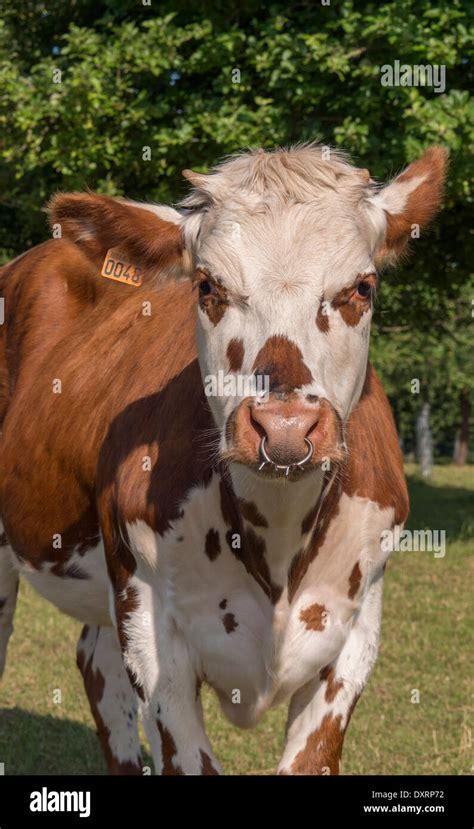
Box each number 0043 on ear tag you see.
[101,248,143,287]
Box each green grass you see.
[0,465,472,775]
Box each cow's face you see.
[181,146,447,478]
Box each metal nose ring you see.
[258,436,314,477]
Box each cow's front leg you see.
[76,624,143,774]
[278,570,384,775]
[106,526,221,776]
[138,618,220,776]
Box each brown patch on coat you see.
[348,562,362,600]
[252,335,313,392]
[200,749,219,775]
[205,528,221,561]
[219,598,227,610]
[320,666,344,703]
[316,302,330,333]
[227,338,245,372]
[288,693,360,775]
[246,526,283,604]
[344,364,409,525]
[288,473,342,603]
[157,720,184,775]
[299,602,327,632]
[237,498,268,528]
[319,664,332,682]
[223,612,238,633]
[220,477,282,604]
[290,712,343,775]
[219,478,236,528]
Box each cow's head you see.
[179,145,447,479]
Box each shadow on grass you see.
[0,707,105,774]
[0,708,152,775]
[405,474,474,541]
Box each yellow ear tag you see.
[101,248,143,287]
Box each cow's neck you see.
[228,463,325,585]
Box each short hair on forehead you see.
[179,143,385,264]
[180,142,372,208]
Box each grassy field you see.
[0,465,472,775]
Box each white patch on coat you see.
[77,625,141,768]
[19,543,111,626]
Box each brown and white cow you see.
[0,144,446,774]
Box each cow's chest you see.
[163,479,352,726]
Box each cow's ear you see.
[372,147,448,267]
[48,192,191,279]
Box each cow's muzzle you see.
[224,393,345,477]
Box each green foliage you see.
[0,0,472,454]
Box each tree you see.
[0,0,472,460]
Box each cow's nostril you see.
[250,411,267,440]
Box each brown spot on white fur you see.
[227,338,245,372]
[320,665,344,703]
[237,499,268,528]
[200,749,219,775]
[205,528,221,561]
[286,693,360,775]
[316,302,329,333]
[156,720,184,775]
[288,472,342,603]
[348,562,362,600]
[220,477,282,604]
[223,612,238,633]
[289,712,343,775]
[252,335,313,392]
[299,602,327,631]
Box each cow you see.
[0,144,447,774]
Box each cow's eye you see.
[356,281,372,299]
[199,280,214,297]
